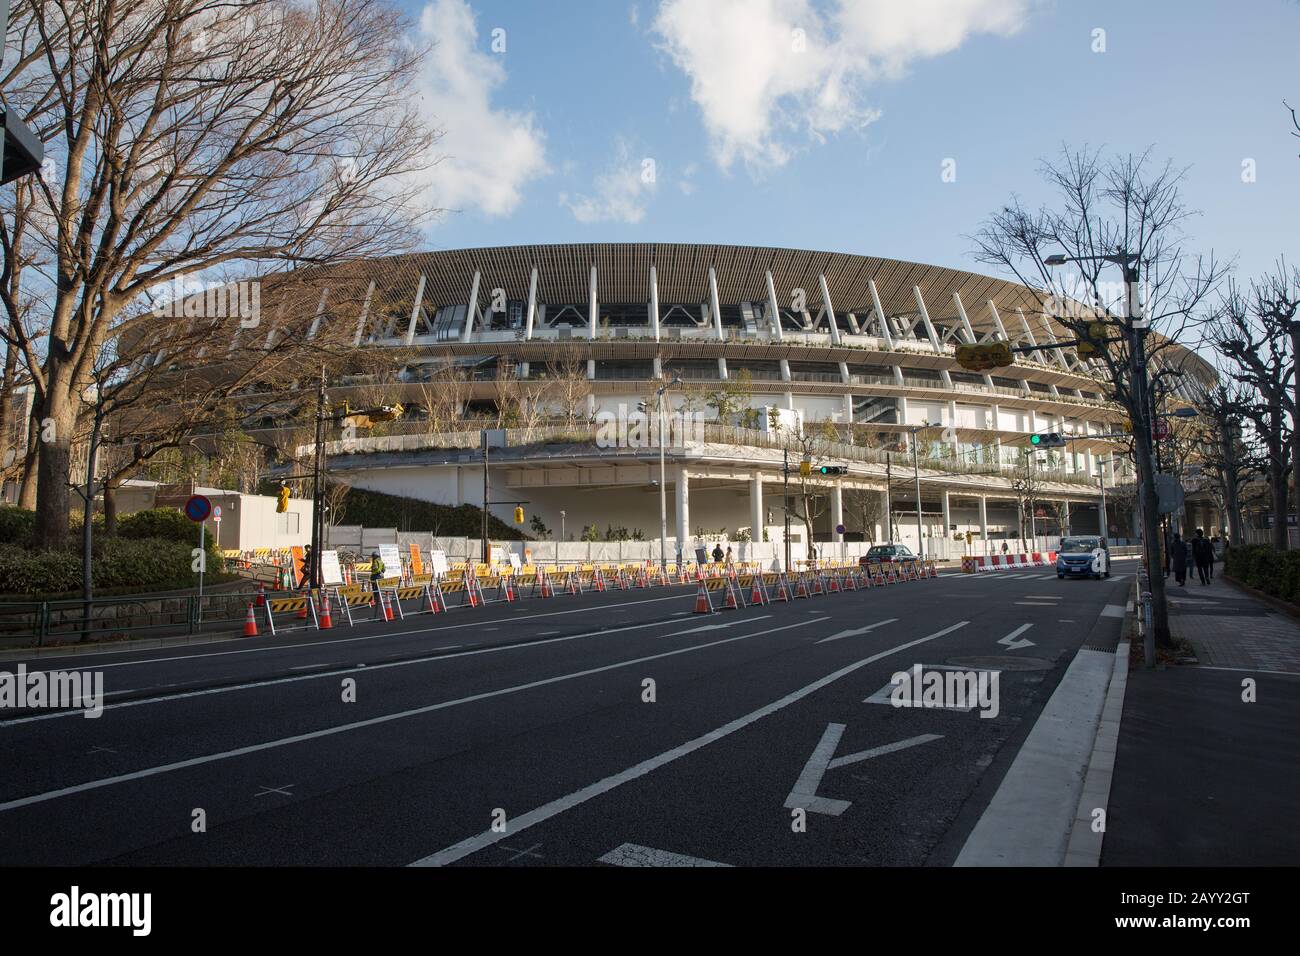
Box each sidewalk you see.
[1102,572,1300,865]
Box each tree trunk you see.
[1291,327,1300,538]
[17,433,38,509]
[33,388,77,550]
[1269,448,1288,552]
[103,473,121,536]
[1133,424,1172,647]
[1219,419,1243,545]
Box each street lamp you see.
[638,371,682,570]
[905,422,932,559]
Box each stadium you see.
[236,242,1216,561]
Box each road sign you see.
[1154,473,1184,514]
[184,494,212,522]
[1153,419,1170,441]
[835,524,845,535]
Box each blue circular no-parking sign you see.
[184,494,212,522]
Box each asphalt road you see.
[0,566,1132,866]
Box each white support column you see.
[717,357,729,380]
[352,281,375,347]
[979,495,988,552]
[1062,500,1071,536]
[708,266,725,342]
[461,270,481,343]
[779,359,792,382]
[986,300,1011,341]
[588,263,599,340]
[838,361,850,384]
[941,489,951,547]
[765,270,784,343]
[523,265,539,340]
[676,466,690,547]
[750,474,763,543]
[818,274,841,346]
[653,356,663,379]
[306,287,330,340]
[913,285,953,388]
[1015,309,1046,365]
[952,292,977,343]
[948,400,959,454]
[843,392,854,426]
[1037,313,1069,370]
[649,263,661,342]
[404,273,427,346]
[898,395,910,425]
[868,280,896,349]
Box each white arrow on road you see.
[815,618,898,644]
[997,623,1035,651]
[678,615,772,635]
[784,723,943,816]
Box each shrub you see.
[1224,545,1300,605]
[118,508,221,568]
[0,505,36,546]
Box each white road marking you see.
[783,724,944,816]
[289,663,337,671]
[1014,601,1059,606]
[1022,595,1061,600]
[410,620,969,866]
[815,618,897,644]
[997,624,1035,651]
[678,615,771,635]
[0,615,748,728]
[1100,604,1126,618]
[8,593,694,672]
[598,843,732,867]
[0,618,825,813]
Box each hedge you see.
[0,506,223,597]
[333,485,529,540]
[1223,545,1300,606]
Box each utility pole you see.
[885,452,893,544]
[911,429,924,559]
[309,365,326,589]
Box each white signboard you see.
[429,549,449,576]
[490,545,506,566]
[320,550,343,586]
[509,553,522,571]
[378,544,402,578]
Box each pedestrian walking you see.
[1192,528,1213,585]
[724,545,733,565]
[711,543,724,564]
[1171,533,1188,586]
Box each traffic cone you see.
[795,574,808,598]
[319,591,333,630]
[750,577,765,605]
[296,594,309,620]
[722,580,740,610]
[243,603,259,637]
[504,576,516,602]
[541,572,554,599]
[828,572,841,593]
[694,582,712,614]
[256,583,266,607]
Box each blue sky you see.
[402,0,1298,286]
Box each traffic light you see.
[954,342,1014,371]
[817,465,848,476]
[1076,320,1112,357]
[1029,432,1067,448]
[514,506,525,524]
[368,403,404,423]
[799,460,812,478]
[276,485,291,513]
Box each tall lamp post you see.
[639,371,681,571]
[905,422,931,558]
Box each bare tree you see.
[0,0,437,548]
[971,145,1225,646]
[1204,267,1297,549]
[1008,450,1042,552]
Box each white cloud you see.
[560,140,658,224]
[651,0,1032,171]
[413,0,548,217]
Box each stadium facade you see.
[247,243,1216,559]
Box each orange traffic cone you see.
[541,572,554,599]
[380,589,394,621]
[296,593,309,620]
[319,591,333,630]
[750,579,765,605]
[243,603,259,637]
[504,577,516,602]
[694,582,713,614]
[256,583,266,607]
[722,580,739,610]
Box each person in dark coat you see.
[711,543,724,564]
[1170,533,1188,586]
[1191,528,1213,585]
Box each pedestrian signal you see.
[799,460,812,478]
[514,506,525,524]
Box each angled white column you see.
[708,266,725,341]
[750,474,763,544]
[523,265,539,340]
[588,263,599,340]
[838,361,850,384]
[868,280,896,349]
[352,281,375,346]
[952,292,977,343]
[649,263,661,342]
[986,300,1011,341]
[818,274,841,346]
[404,273,427,346]
[913,285,953,388]
[676,466,690,547]
[1037,314,1069,370]
[1015,309,1046,364]
[306,287,330,340]
[765,270,784,343]
[461,270,481,343]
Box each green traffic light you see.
[1030,434,1042,445]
